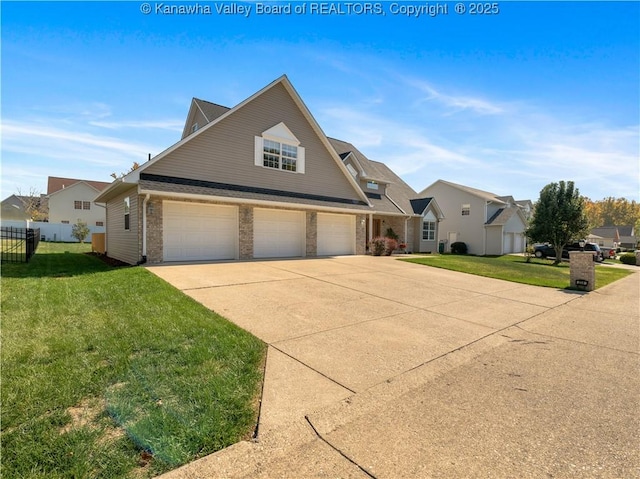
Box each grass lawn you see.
[1,242,266,478]
[401,254,633,289]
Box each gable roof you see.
[617,225,635,236]
[420,179,508,205]
[97,75,371,206]
[485,206,528,227]
[193,98,230,123]
[328,138,423,215]
[590,226,620,240]
[47,176,110,196]
[410,198,433,215]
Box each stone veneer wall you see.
[355,214,367,255]
[306,211,317,257]
[569,251,595,292]
[239,206,253,260]
[145,197,164,264]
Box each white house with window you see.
[48,179,109,226]
[418,179,528,255]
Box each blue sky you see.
[2,1,639,203]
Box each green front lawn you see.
[401,254,632,289]
[1,243,266,478]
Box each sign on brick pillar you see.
[569,251,595,291]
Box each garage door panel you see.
[163,202,237,262]
[254,209,305,258]
[318,213,355,256]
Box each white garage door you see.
[514,233,524,253]
[317,213,355,256]
[503,232,514,254]
[163,202,237,262]
[254,208,305,258]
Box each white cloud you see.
[89,120,183,132]
[401,77,506,116]
[2,120,157,160]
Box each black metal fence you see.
[1,227,41,263]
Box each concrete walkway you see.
[149,256,639,478]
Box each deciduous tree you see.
[527,181,589,265]
[71,220,91,243]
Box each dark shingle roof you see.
[327,138,419,215]
[193,98,231,123]
[410,197,433,215]
[139,174,371,211]
[485,207,519,226]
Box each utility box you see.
[569,251,595,291]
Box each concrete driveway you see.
[149,256,639,478]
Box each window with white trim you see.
[83,201,91,210]
[461,204,471,216]
[367,181,379,190]
[422,210,436,241]
[255,122,305,174]
[74,200,82,210]
[124,197,130,230]
[262,139,298,171]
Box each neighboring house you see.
[1,194,48,222]
[587,226,620,248]
[95,75,444,265]
[47,176,110,227]
[617,225,638,249]
[515,199,534,221]
[588,225,637,249]
[418,180,529,255]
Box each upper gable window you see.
[255,122,305,174]
[366,181,379,190]
[191,122,198,133]
[263,139,298,171]
[462,204,471,216]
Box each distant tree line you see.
[583,197,640,230]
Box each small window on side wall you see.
[367,181,379,191]
[461,204,471,216]
[124,197,130,230]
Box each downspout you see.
[404,216,410,252]
[483,201,488,255]
[138,194,150,265]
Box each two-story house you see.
[418,180,529,255]
[95,76,445,264]
[47,176,110,227]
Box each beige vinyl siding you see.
[146,82,362,202]
[182,104,210,139]
[421,182,487,255]
[105,187,140,264]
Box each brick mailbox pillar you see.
[569,251,595,291]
